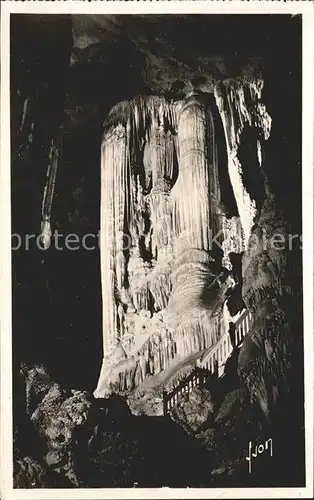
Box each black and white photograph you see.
[1,1,313,497]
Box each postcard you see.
[1,1,313,499]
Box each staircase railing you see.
[200,309,253,377]
[162,309,253,414]
[162,367,210,414]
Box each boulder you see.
[31,386,94,486]
[13,456,71,488]
[170,387,215,434]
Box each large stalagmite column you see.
[172,94,211,254]
[99,123,130,357]
[94,95,232,399]
[167,93,225,354]
[94,122,133,397]
[94,99,178,398]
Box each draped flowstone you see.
[214,79,271,244]
[94,91,261,399]
[166,95,224,353]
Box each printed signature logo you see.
[246,438,273,473]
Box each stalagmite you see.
[94,93,242,398]
[100,122,130,356]
[172,94,222,254]
[167,93,225,354]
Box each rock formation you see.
[94,80,273,402]
[10,14,304,488]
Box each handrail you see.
[162,367,210,414]
[163,309,253,414]
[199,309,252,375]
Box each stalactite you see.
[143,115,176,259]
[214,79,272,243]
[40,126,63,249]
[103,96,178,147]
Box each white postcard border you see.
[1,2,313,499]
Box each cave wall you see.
[11,14,303,412]
[11,14,73,371]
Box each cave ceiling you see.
[11,14,300,134]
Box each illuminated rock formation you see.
[166,94,226,355]
[94,78,300,424]
[11,15,304,487]
[213,79,301,421]
[94,93,237,398]
[214,79,271,244]
[238,194,301,419]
